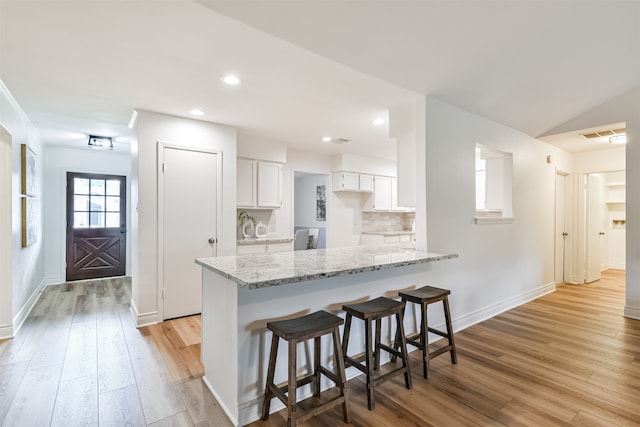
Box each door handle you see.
[208,237,217,244]
[599,232,605,236]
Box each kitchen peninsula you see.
[195,244,457,426]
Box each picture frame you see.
[316,184,326,221]
[22,196,37,247]
[21,144,36,196]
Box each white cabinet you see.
[237,241,292,255]
[360,233,415,246]
[237,159,257,207]
[372,176,392,211]
[257,161,282,208]
[332,171,373,192]
[359,174,374,192]
[237,158,282,208]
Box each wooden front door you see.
[66,172,126,281]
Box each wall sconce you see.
[88,135,113,150]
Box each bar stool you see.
[262,310,351,427]
[398,286,457,379]
[342,297,412,410]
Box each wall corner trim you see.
[130,298,159,328]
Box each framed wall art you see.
[21,144,36,196]
[22,196,37,247]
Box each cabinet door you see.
[237,159,257,207]
[333,171,359,191]
[257,161,282,208]
[391,178,401,211]
[373,176,392,211]
[267,242,292,253]
[359,174,374,192]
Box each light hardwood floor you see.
[1,270,639,426]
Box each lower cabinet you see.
[360,233,414,246]
[237,241,293,255]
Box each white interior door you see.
[162,146,218,320]
[585,174,604,283]
[554,173,567,284]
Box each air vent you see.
[329,138,351,144]
[581,127,626,139]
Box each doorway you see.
[159,144,220,320]
[293,172,329,250]
[584,170,626,283]
[554,171,570,284]
[66,172,127,281]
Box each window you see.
[475,144,513,224]
[73,177,122,228]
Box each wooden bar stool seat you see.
[342,296,412,410]
[262,310,351,427]
[399,285,457,379]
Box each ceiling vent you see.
[581,128,626,139]
[329,138,351,144]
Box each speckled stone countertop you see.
[196,244,457,289]
[237,237,294,246]
[361,231,415,236]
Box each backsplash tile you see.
[362,211,415,232]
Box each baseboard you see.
[8,278,47,339]
[624,306,640,320]
[0,323,13,340]
[606,264,626,271]
[43,275,63,286]
[203,375,239,427]
[130,298,159,328]
[453,281,556,333]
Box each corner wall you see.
[131,110,237,326]
[423,96,573,330]
[0,80,45,338]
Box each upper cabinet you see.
[372,176,392,211]
[237,159,257,207]
[237,158,282,209]
[333,171,374,193]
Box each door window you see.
[72,177,122,228]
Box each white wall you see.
[43,146,131,285]
[131,110,237,326]
[0,80,45,338]
[422,96,573,330]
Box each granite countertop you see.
[237,237,294,246]
[361,231,415,236]
[196,244,457,289]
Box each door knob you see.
[208,237,217,244]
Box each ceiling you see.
[1,1,639,157]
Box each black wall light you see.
[88,135,113,150]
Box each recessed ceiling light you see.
[322,136,332,142]
[189,109,204,116]
[609,134,626,144]
[372,118,384,126]
[222,75,241,85]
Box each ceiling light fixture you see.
[609,134,627,144]
[88,135,113,150]
[322,136,332,142]
[222,75,241,85]
[372,118,384,126]
[127,110,138,129]
[189,109,204,116]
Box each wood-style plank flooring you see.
[1,270,639,426]
[0,277,231,427]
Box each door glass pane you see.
[74,212,89,228]
[90,211,104,228]
[74,195,89,211]
[106,212,120,228]
[106,196,120,212]
[90,195,105,212]
[90,179,105,195]
[106,180,120,196]
[75,178,90,194]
